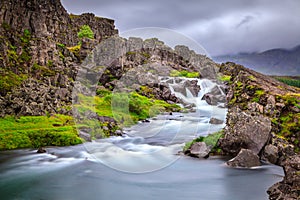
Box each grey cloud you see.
[61,0,300,56]
[235,16,254,29]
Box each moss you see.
[248,75,256,81]
[0,115,82,150]
[77,25,94,39]
[74,91,181,127]
[47,60,54,67]
[56,43,66,49]
[275,93,300,150]
[219,75,231,82]
[126,51,136,56]
[183,130,224,153]
[67,45,81,58]
[0,69,27,95]
[32,63,55,77]
[170,70,200,78]
[20,29,31,44]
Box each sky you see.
[61,0,300,56]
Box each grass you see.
[170,70,200,78]
[273,76,300,88]
[218,75,231,82]
[74,89,181,127]
[183,130,224,153]
[0,115,82,150]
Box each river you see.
[0,78,283,200]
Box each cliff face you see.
[218,62,300,199]
[0,0,118,116]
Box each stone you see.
[262,144,278,164]
[267,155,300,200]
[209,117,224,124]
[189,142,211,158]
[37,147,47,153]
[227,149,261,168]
[219,107,271,155]
[79,131,92,142]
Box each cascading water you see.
[0,77,284,200]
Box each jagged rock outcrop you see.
[0,0,118,117]
[267,155,300,200]
[218,62,300,199]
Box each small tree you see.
[77,25,94,39]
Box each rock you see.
[37,147,47,153]
[114,130,123,136]
[227,149,260,168]
[79,131,92,142]
[209,117,223,124]
[262,144,278,164]
[189,142,211,158]
[219,107,271,155]
[267,155,300,200]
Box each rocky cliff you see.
[0,0,118,117]
[218,62,300,199]
[0,0,218,130]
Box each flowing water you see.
[0,78,283,200]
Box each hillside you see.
[213,45,300,75]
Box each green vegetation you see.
[0,69,27,95]
[183,130,224,153]
[218,74,231,82]
[67,45,81,58]
[74,89,181,127]
[170,70,200,78]
[273,76,300,88]
[275,93,300,152]
[56,43,66,49]
[32,63,55,77]
[77,25,94,39]
[0,115,82,150]
[252,89,265,103]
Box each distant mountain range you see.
[212,45,300,75]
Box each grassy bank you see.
[1,89,181,150]
[0,115,82,150]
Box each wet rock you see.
[267,155,300,200]
[79,131,92,142]
[189,142,211,158]
[37,147,47,153]
[262,144,278,164]
[209,117,224,124]
[227,149,260,168]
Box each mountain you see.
[213,45,300,75]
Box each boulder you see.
[37,147,47,153]
[209,117,224,124]
[189,142,211,158]
[262,144,278,164]
[219,107,271,155]
[79,131,92,142]
[227,149,260,168]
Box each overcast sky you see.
[61,0,300,56]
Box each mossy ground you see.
[0,115,82,150]
[75,88,181,127]
[170,70,200,78]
